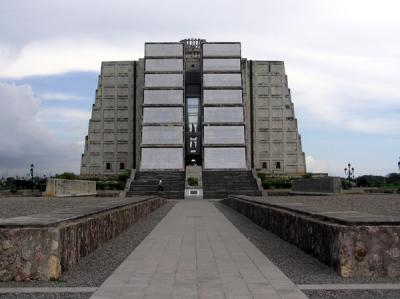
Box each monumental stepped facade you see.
[81,39,306,176]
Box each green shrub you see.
[187,177,198,186]
[10,187,17,194]
[96,181,106,190]
[96,180,124,191]
[258,175,291,189]
[341,179,352,190]
[118,172,130,183]
[54,172,78,180]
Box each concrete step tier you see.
[202,170,261,199]
[128,171,185,199]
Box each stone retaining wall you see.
[222,196,400,277]
[0,197,165,281]
[291,176,341,194]
[44,179,97,197]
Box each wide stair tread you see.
[203,170,261,199]
[127,171,185,199]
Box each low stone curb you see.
[0,196,166,281]
[222,195,400,278]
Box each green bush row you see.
[257,174,292,189]
[54,171,130,191]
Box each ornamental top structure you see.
[180,38,206,49]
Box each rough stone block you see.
[0,198,166,281]
[223,196,400,278]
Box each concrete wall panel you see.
[203,59,241,72]
[103,110,115,118]
[117,110,128,118]
[204,126,245,145]
[141,148,183,169]
[271,86,282,95]
[145,43,183,57]
[272,109,283,117]
[117,143,129,152]
[117,88,128,96]
[143,107,183,123]
[204,107,243,123]
[203,89,242,105]
[89,143,100,152]
[145,74,183,87]
[203,43,241,57]
[104,143,115,152]
[145,59,183,72]
[203,74,242,87]
[142,126,183,145]
[144,89,183,105]
[204,147,246,169]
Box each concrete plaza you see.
[90,200,307,299]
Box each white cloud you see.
[0,1,397,136]
[306,155,340,175]
[0,82,83,176]
[0,38,143,78]
[37,107,90,122]
[38,92,88,101]
[0,0,399,176]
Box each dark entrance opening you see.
[185,84,202,165]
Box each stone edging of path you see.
[0,196,166,282]
[222,195,400,278]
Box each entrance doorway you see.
[185,95,202,165]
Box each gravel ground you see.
[261,194,400,217]
[214,202,400,285]
[304,290,400,299]
[0,294,90,299]
[0,196,122,219]
[0,201,175,291]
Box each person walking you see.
[157,178,163,191]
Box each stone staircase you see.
[202,170,262,199]
[126,171,185,199]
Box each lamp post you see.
[398,157,400,173]
[344,162,355,181]
[30,164,34,191]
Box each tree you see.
[386,173,400,184]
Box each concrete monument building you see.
[80,39,306,198]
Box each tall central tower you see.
[139,40,247,170]
[201,42,246,169]
[80,38,306,180]
[140,42,185,170]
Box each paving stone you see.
[90,200,307,299]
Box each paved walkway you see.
[90,200,308,299]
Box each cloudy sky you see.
[0,0,399,177]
